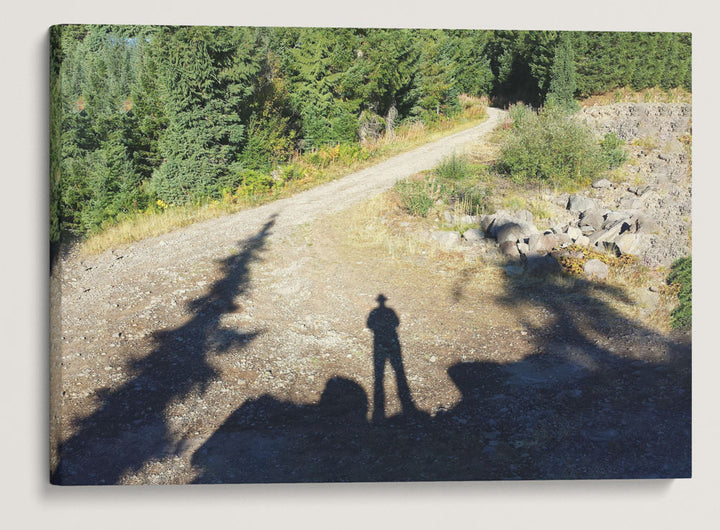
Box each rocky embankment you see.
[427,103,692,274]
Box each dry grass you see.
[80,200,246,256]
[341,193,430,261]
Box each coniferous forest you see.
[49,26,691,252]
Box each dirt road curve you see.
[122,107,503,266]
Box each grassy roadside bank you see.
[78,97,489,256]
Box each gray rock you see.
[539,233,560,252]
[565,226,583,241]
[580,208,606,230]
[516,209,534,223]
[460,214,480,225]
[556,233,572,246]
[482,210,515,237]
[583,259,609,280]
[588,219,629,247]
[480,214,496,233]
[592,178,613,189]
[575,235,590,246]
[603,211,630,228]
[490,222,538,243]
[499,240,520,257]
[567,194,596,213]
[526,232,560,255]
[619,196,642,210]
[430,231,461,248]
[496,222,526,244]
[462,228,484,243]
[614,233,640,255]
[443,210,455,224]
[526,233,546,256]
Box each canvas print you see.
[49,25,692,485]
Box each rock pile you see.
[425,103,692,273]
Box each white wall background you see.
[1,1,717,528]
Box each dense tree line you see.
[49,26,691,248]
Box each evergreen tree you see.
[412,30,458,121]
[526,30,559,100]
[274,27,360,149]
[445,30,493,98]
[545,33,579,112]
[50,26,64,259]
[346,28,419,119]
[56,24,148,233]
[150,26,265,203]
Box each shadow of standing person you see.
[367,294,417,423]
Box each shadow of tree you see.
[51,216,276,485]
[191,265,690,483]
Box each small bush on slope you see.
[497,104,606,189]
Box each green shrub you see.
[396,179,436,217]
[396,177,457,217]
[456,186,489,216]
[236,170,275,197]
[667,256,692,330]
[508,103,533,129]
[498,105,605,188]
[599,132,628,169]
[434,153,473,181]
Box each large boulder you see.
[515,209,535,223]
[496,223,526,244]
[565,226,583,241]
[462,228,484,243]
[588,219,631,248]
[481,211,514,234]
[633,214,660,234]
[499,240,520,257]
[579,208,606,231]
[614,233,641,255]
[483,210,538,240]
[567,194,596,213]
[526,233,560,255]
[583,259,609,280]
[575,235,590,246]
[603,211,631,229]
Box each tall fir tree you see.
[150,26,265,203]
[545,33,580,112]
